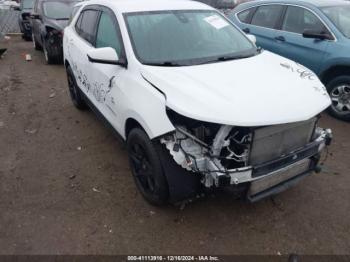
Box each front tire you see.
[32,33,42,50]
[327,75,350,121]
[66,65,87,110]
[23,35,32,41]
[127,128,169,206]
[43,40,58,64]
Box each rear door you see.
[248,4,284,53]
[274,5,331,74]
[67,8,100,99]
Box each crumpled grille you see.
[249,118,317,166]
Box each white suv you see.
[63,0,333,205]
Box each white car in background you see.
[63,0,332,205]
[0,0,19,9]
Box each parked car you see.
[0,0,19,9]
[63,0,332,205]
[194,0,251,14]
[0,32,8,58]
[16,0,34,41]
[229,0,350,121]
[67,0,82,23]
[31,0,79,64]
[194,0,237,14]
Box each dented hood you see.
[141,51,331,127]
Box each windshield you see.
[43,1,77,20]
[22,0,34,9]
[124,10,256,66]
[322,5,350,38]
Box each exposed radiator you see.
[249,118,317,166]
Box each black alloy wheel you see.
[127,128,169,205]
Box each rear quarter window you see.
[75,11,83,32]
[237,8,253,23]
[75,9,99,44]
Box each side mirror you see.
[247,34,256,44]
[302,29,333,41]
[30,13,41,20]
[87,47,126,67]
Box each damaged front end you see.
[161,109,332,202]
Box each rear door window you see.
[237,8,255,23]
[251,5,284,29]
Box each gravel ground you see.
[0,37,349,255]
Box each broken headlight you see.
[162,109,252,187]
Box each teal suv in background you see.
[229,0,350,121]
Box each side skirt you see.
[80,91,126,147]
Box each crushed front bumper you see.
[217,128,332,201]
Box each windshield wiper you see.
[217,54,253,62]
[197,54,255,65]
[144,61,185,67]
[55,18,69,20]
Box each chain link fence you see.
[0,9,20,34]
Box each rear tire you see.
[24,35,32,41]
[326,75,350,121]
[66,65,87,110]
[127,128,169,206]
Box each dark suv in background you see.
[194,0,251,14]
[17,0,35,41]
[31,0,79,64]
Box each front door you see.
[274,6,331,74]
[87,8,127,133]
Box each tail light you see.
[48,28,63,38]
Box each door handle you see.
[109,75,116,88]
[243,28,250,33]
[275,36,286,42]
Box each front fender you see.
[118,74,175,140]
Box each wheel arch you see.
[125,118,146,139]
[321,65,350,86]
[125,117,200,204]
